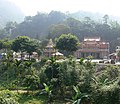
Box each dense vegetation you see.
[56,34,79,56]
[0,53,120,104]
[0,35,119,104]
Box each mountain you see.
[68,11,120,23]
[12,11,66,39]
[0,0,24,28]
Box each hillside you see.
[0,10,120,52]
[0,0,24,28]
[69,11,120,23]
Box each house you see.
[52,51,64,59]
[109,46,120,62]
[74,37,109,59]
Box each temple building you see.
[75,37,109,59]
[43,39,56,57]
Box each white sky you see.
[8,0,120,16]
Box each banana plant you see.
[72,85,90,104]
[40,83,53,103]
[92,76,109,86]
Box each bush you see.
[92,83,120,104]
[23,74,40,91]
[0,90,19,104]
[0,97,19,104]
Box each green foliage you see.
[12,11,65,38]
[32,57,48,70]
[0,48,120,104]
[79,58,84,65]
[0,38,12,51]
[1,11,120,52]
[44,59,60,80]
[23,39,40,55]
[18,94,44,104]
[56,33,79,56]
[92,84,120,104]
[23,74,40,91]
[0,90,19,104]
[72,85,91,104]
[0,97,19,104]
[48,24,70,39]
[72,86,81,101]
[11,36,30,52]
[11,36,39,60]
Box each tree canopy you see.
[56,34,79,55]
[11,36,30,52]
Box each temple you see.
[43,39,56,57]
[75,37,109,59]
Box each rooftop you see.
[46,39,54,48]
[84,37,101,42]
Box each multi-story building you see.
[75,37,109,59]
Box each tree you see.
[84,16,91,24]
[11,36,30,52]
[0,40,3,50]
[48,24,70,39]
[11,36,30,59]
[117,51,120,61]
[2,38,12,53]
[23,39,39,60]
[65,18,81,37]
[5,21,17,35]
[103,14,109,24]
[23,73,40,92]
[0,29,6,39]
[12,36,40,60]
[13,59,22,93]
[56,34,79,56]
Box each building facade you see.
[75,37,109,59]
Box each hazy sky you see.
[8,0,120,16]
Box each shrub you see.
[92,83,120,104]
[0,90,19,104]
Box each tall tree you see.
[23,39,39,60]
[56,34,79,56]
[117,51,120,61]
[11,36,30,59]
[11,36,30,52]
[103,14,109,24]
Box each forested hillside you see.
[0,10,120,52]
[69,11,120,22]
[9,11,120,52]
[0,0,24,28]
[12,11,66,39]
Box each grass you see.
[18,93,72,104]
[18,94,46,104]
[0,89,72,104]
